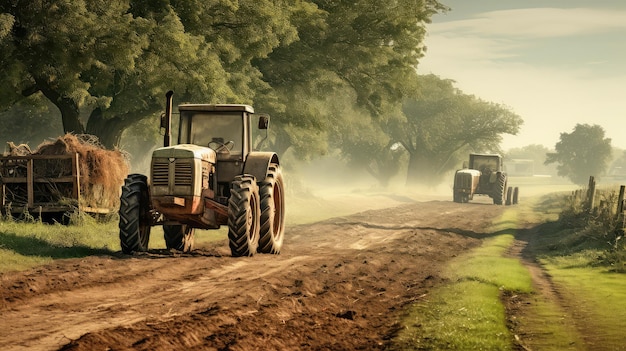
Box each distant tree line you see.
[0,0,524,186]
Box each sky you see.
[418,0,626,151]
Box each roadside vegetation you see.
[393,183,626,350]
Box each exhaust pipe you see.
[163,90,174,147]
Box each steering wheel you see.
[208,139,235,153]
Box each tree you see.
[0,0,298,148]
[1,0,447,154]
[391,74,522,186]
[545,124,612,184]
[255,0,447,158]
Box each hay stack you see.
[7,134,130,210]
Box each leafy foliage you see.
[545,124,612,185]
[0,0,447,155]
[0,1,522,188]
[393,75,522,185]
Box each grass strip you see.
[393,210,532,350]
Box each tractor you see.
[118,91,285,256]
[453,153,518,205]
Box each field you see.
[1,176,626,350]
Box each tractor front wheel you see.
[257,164,285,254]
[228,175,260,257]
[164,224,195,252]
[119,174,151,254]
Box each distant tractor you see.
[119,91,285,256]
[453,153,518,205]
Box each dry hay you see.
[6,142,32,156]
[6,134,130,210]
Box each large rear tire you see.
[257,164,285,254]
[119,174,151,254]
[228,175,260,257]
[164,225,195,252]
[493,173,507,205]
[505,187,513,206]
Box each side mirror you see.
[258,114,270,129]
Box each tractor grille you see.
[455,172,472,189]
[151,159,193,187]
[174,162,193,186]
[152,161,169,186]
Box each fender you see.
[244,152,279,181]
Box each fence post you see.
[617,185,625,222]
[586,176,596,212]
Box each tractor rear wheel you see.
[228,175,260,257]
[257,164,285,254]
[505,187,513,206]
[119,174,151,254]
[164,225,195,252]
[493,173,507,205]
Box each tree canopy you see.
[331,74,522,187]
[1,1,530,189]
[545,124,612,185]
[0,0,446,151]
[393,74,522,185]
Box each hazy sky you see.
[419,0,626,151]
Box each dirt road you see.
[0,200,506,351]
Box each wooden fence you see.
[577,176,626,232]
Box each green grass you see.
[396,280,511,350]
[519,187,626,347]
[539,260,626,348]
[0,216,232,273]
[394,210,533,350]
[0,216,119,272]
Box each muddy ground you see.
[1,199,528,350]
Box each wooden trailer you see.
[0,153,110,221]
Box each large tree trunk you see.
[86,108,139,149]
[34,77,85,135]
[406,151,423,185]
[406,152,441,186]
[86,106,158,149]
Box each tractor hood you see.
[456,169,481,177]
[152,144,216,163]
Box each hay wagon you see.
[0,152,113,222]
